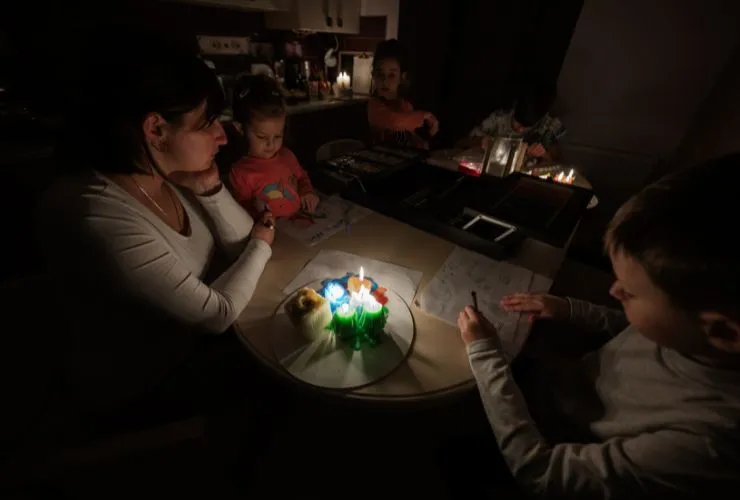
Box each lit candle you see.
[357,295,388,346]
[337,71,351,89]
[331,303,357,341]
[565,169,575,184]
[347,266,372,294]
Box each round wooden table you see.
[234,212,569,402]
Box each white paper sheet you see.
[418,246,552,357]
[275,194,371,247]
[283,250,423,304]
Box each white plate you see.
[270,280,416,390]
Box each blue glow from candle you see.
[323,282,349,312]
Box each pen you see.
[471,291,479,312]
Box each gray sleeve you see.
[467,338,738,499]
[195,184,255,259]
[82,211,270,334]
[470,110,503,137]
[566,297,628,338]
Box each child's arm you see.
[368,98,428,131]
[467,339,734,499]
[501,292,628,338]
[566,298,628,338]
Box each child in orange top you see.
[228,75,319,218]
[368,39,439,149]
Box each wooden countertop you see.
[234,211,569,402]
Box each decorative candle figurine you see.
[321,266,390,351]
[322,281,348,312]
[372,286,389,306]
[329,303,360,348]
[284,287,333,341]
[357,295,388,346]
[347,266,372,293]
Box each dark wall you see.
[397,0,456,117]
[399,0,582,146]
[557,0,740,160]
[673,45,740,169]
[3,1,264,112]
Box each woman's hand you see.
[424,112,440,137]
[251,211,275,246]
[301,193,320,214]
[499,292,569,322]
[457,306,498,345]
[169,163,222,196]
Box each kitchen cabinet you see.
[360,0,398,39]
[173,0,291,11]
[265,0,361,34]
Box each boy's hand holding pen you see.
[457,290,499,345]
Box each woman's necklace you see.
[131,176,167,216]
[130,176,182,229]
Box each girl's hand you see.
[424,112,440,136]
[499,292,569,322]
[251,211,275,246]
[457,306,498,345]
[169,163,222,196]
[527,143,547,158]
[301,193,320,214]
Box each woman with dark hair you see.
[38,34,276,413]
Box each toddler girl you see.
[228,74,319,218]
[368,39,439,149]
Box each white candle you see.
[363,294,382,313]
[337,71,351,89]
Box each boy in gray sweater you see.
[455,154,740,499]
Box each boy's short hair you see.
[605,153,740,314]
